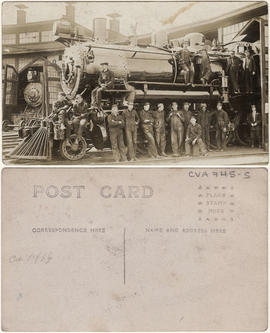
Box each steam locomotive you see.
[8,20,260,161]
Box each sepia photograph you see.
[2,1,268,165]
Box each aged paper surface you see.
[2,168,268,331]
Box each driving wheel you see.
[60,134,87,160]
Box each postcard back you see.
[2,168,268,331]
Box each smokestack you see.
[107,13,121,33]
[93,17,107,42]
[151,31,168,47]
[15,4,28,25]
[65,3,75,22]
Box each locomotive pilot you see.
[91,62,115,110]
[140,102,158,159]
[214,101,229,151]
[153,103,167,157]
[107,104,127,162]
[167,101,185,157]
[72,94,89,138]
[52,92,72,131]
[122,102,140,161]
[185,116,207,156]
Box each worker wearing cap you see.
[242,49,256,94]
[182,101,192,152]
[91,62,115,109]
[199,49,212,85]
[176,40,194,85]
[140,102,158,158]
[214,101,229,151]
[182,101,192,129]
[226,50,242,94]
[247,104,262,148]
[197,102,213,151]
[53,92,73,135]
[185,116,207,156]
[167,101,185,157]
[153,103,167,157]
[72,94,89,138]
[122,102,140,161]
[107,104,127,162]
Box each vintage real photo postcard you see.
[2,168,268,331]
[2,1,268,165]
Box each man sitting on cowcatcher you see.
[69,94,90,144]
[52,92,73,131]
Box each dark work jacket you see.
[73,101,89,118]
[183,109,192,128]
[152,110,166,129]
[242,56,256,73]
[122,109,140,130]
[107,114,125,131]
[247,112,262,128]
[53,99,72,113]
[186,123,202,141]
[98,69,115,88]
[140,110,154,128]
[177,48,192,66]
[215,109,229,129]
[197,110,213,128]
[226,56,242,73]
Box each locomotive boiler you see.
[54,21,227,104]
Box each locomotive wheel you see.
[2,120,10,132]
[60,134,87,161]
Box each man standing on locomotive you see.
[107,104,127,162]
[177,40,194,85]
[91,62,115,110]
[226,50,242,94]
[153,103,167,157]
[72,94,89,138]
[122,102,140,161]
[214,101,229,151]
[140,102,158,159]
[242,49,256,94]
[167,101,185,157]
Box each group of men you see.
[52,92,89,144]
[169,40,212,85]
[107,100,232,162]
[53,91,262,161]
[172,42,258,93]
[226,49,257,94]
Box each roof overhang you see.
[233,18,266,42]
